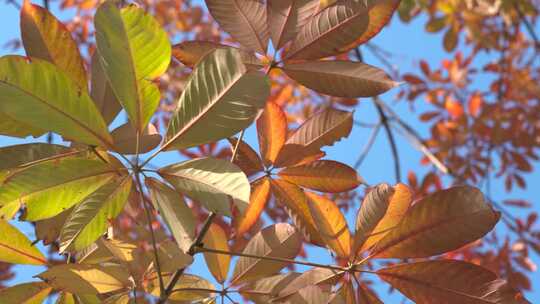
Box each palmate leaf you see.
[95,1,171,131]
[377,260,530,304]
[35,207,72,245]
[278,160,363,193]
[236,177,272,236]
[159,157,250,216]
[59,176,132,253]
[0,56,113,148]
[146,273,215,302]
[240,273,301,303]
[228,137,265,176]
[163,48,269,151]
[37,264,131,295]
[257,100,287,166]
[90,53,122,125]
[0,219,47,265]
[0,157,122,220]
[267,0,320,50]
[370,186,500,258]
[172,41,263,70]
[111,122,162,154]
[231,223,302,285]
[21,1,87,89]
[285,285,331,304]
[281,60,398,98]
[202,223,231,283]
[277,267,344,300]
[0,282,51,304]
[205,0,269,54]
[0,110,45,138]
[147,178,196,253]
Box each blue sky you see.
[0,1,538,302]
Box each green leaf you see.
[0,56,113,147]
[21,2,87,89]
[146,178,196,253]
[0,282,51,303]
[95,1,171,131]
[0,112,45,138]
[0,219,47,265]
[59,176,132,252]
[0,157,122,221]
[159,157,250,216]
[163,48,269,151]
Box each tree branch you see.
[374,98,401,183]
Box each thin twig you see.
[374,98,401,182]
[354,122,382,169]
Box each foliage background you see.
[0,0,538,302]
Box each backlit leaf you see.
[257,100,287,166]
[278,160,363,193]
[306,192,351,258]
[286,285,331,304]
[371,186,500,258]
[236,177,272,237]
[21,1,87,89]
[38,264,131,294]
[0,56,113,147]
[59,176,132,252]
[240,272,301,303]
[147,273,215,301]
[277,268,344,299]
[0,282,51,304]
[147,178,196,253]
[353,183,412,255]
[111,122,162,154]
[164,48,269,150]
[90,53,122,125]
[377,260,527,304]
[203,223,231,283]
[95,2,171,131]
[275,108,353,167]
[228,137,264,176]
[35,207,72,245]
[172,41,262,70]
[0,113,45,138]
[357,284,384,304]
[159,157,250,216]
[56,292,76,304]
[282,60,397,98]
[205,0,269,54]
[267,0,319,49]
[231,223,302,285]
[0,158,120,220]
[0,219,46,265]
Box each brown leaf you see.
[370,186,500,258]
[278,160,363,193]
[228,137,265,176]
[277,267,344,300]
[282,60,397,98]
[172,41,262,70]
[257,100,287,166]
[357,284,383,304]
[267,0,320,49]
[275,108,353,167]
[285,285,331,304]
[231,223,302,285]
[205,0,269,54]
[236,178,272,237]
[240,272,302,303]
[90,52,122,125]
[111,122,162,154]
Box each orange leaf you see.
[306,192,351,258]
[278,160,363,193]
[270,179,324,246]
[236,178,272,237]
[357,284,383,304]
[203,223,231,284]
[445,98,464,119]
[275,108,353,167]
[468,92,483,116]
[257,101,287,166]
[228,137,264,176]
[353,183,412,255]
[370,186,500,258]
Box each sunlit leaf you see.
[21,1,87,89]
[37,264,131,294]
[228,137,264,176]
[353,183,412,255]
[147,273,216,301]
[0,282,51,304]
[205,0,269,54]
[111,122,162,154]
[203,223,231,283]
[0,157,121,220]
[0,56,113,147]
[334,281,356,304]
[236,177,272,237]
[278,160,363,193]
[159,157,250,216]
[306,192,351,258]
[231,223,302,285]
[56,292,76,304]
[357,284,384,304]
[267,0,320,49]
[281,61,398,98]
[240,272,301,303]
[95,2,171,131]
[172,41,262,70]
[275,108,353,167]
[370,186,500,258]
[270,178,324,246]
[277,267,344,299]
[147,178,196,253]
[377,260,528,304]
[0,220,46,265]
[163,48,269,150]
[285,285,331,304]
[103,293,130,304]
[59,176,132,252]
[0,112,45,138]
[257,100,287,166]
[90,53,122,125]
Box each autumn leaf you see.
[257,100,287,166]
[0,282,51,303]
[202,223,231,283]
[0,220,47,265]
[236,177,272,237]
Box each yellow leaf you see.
[203,223,231,283]
[0,282,51,303]
[0,220,46,265]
